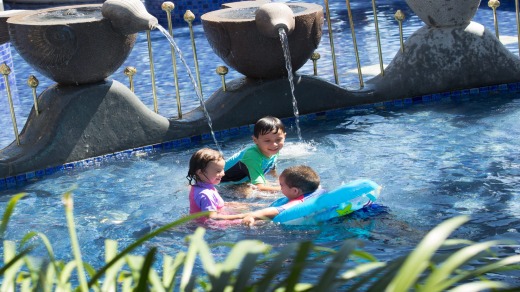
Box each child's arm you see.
[253,183,281,192]
[208,211,246,220]
[242,207,280,226]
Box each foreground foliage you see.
[0,192,519,291]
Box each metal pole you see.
[124,66,137,92]
[185,10,204,100]
[345,0,364,88]
[216,66,228,92]
[27,75,39,116]
[395,10,405,53]
[311,52,320,76]
[488,0,500,39]
[162,1,182,119]
[323,0,339,84]
[0,63,20,145]
[371,0,384,76]
[516,0,520,56]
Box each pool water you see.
[2,90,520,285]
[1,0,520,286]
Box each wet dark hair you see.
[253,116,286,138]
[280,165,320,194]
[186,148,223,185]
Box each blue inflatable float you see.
[270,179,381,225]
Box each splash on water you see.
[279,27,302,141]
[155,25,221,152]
[279,140,317,159]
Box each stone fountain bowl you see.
[7,4,137,85]
[201,2,323,79]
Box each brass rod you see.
[162,2,182,119]
[323,0,340,84]
[1,63,20,145]
[146,30,159,113]
[345,0,364,88]
[124,66,137,92]
[371,0,384,76]
[216,66,228,92]
[516,0,520,56]
[28,75,39,116]
[395,10,405,53]
[311,52,320,76]
[185,10,204,100]
[488,0,500,39]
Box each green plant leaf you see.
[88,212,207,288]
[164,252,186,290]
[181,227,206,291]
[421,240,502,291]
[449,280,508,292]
[253,243,299,291]
[283,241,313,292]
[0,193,26,238]
[314,240,358,291]
[135,247,157,291]
[385,215,469,292]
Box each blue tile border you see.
[1,82,519,189]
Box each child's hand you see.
[248,183,258,190]
[242,215,255,227]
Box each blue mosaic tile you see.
[214,131,222,139]
[240,125,250,134]
[393,99,403,106]
[0,179,6,190]
[461,89,470,96]
[104,153,115,159]
[229,127,240,135]
[470,88,480,95]
[25,171,36,179]
[5,176,16,186]
[35,169,45,177]
[163,141,174,149]
[489,85,499,93]
[498,84,508,91]
[432,93,442,101]
[172,139,182,148]
[181,137,191,146]
[16,174,26,183]
[451,90,461,97]
[133,147,144,152]
[45,167,56,175]
[479,86,489,94]
[144,145,154,152]
[64,163,75,170]
[441,92,451,99]
[220,129,230,137]
[412,96,422,103]
[191,135,202,143]
[202,133,213,140]
[507,83,518,91]
[373,102,385,108]
[383,101,393,107]
[403,98,413,105]
[152,143,163,150]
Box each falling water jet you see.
[278,27,302,141]
[154,24,221,153]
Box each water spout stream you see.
[155,25,221,152]
[279,27,302,141]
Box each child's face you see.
[196,159,225,185]
[253,130,286,157]
[279,175,301,200]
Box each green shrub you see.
[0,192,519,291]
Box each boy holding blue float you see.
[221,116,286,192]
[242,165,325,226]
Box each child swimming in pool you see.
[221,116,286,192]
[242,165,326,226]
[186,148,247,221]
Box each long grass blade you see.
[88,212,207,288]
[0,193,26,238]
[421,240,502,291]
[314,240,358,291]
[181,227,205,291]
[253,243,299,291]
[284,241,313,292]
[385,216,469,292]
[449,281,508,292]
[135,247,157,291]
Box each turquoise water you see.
[1,0,520,286]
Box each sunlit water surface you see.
[1,0,520,285]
